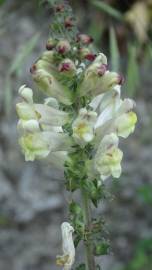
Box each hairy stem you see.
[81,185,96,270]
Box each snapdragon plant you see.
[16,1,137,270]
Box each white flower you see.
[16,86,70,133]
[56,222,75,270]
[89,87,137,141]
[94,133,123,180]
[72,108,97,146]
[16,85,73,164]
[19,131,72,162]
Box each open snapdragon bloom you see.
[16,33,137,182]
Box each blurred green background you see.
[0,1,152,270]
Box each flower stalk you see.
[81,185,96,270]
[16,1,137,269]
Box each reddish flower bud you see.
[56,40,71,54]
[55,4,64,12]
[79,48,96,61]
[85,53,96,61]
[77,34,93,45]
[117,74,125,85]
[59,63,71,72]
[64,17,73,28]
[46,38,57,50]
[30,64,37,74]
[58,59,76,75]
[97,64,108,76]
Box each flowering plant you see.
[16,1,137,269]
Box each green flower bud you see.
[56,39,71,54]
[46,38,57,50]
[32,69,73,105]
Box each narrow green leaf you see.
[91,0,123,21]
[109,26,119,71]
[126,44,139,97]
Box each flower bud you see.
[30,64,37,74]
[41,51,55,64]
[55,4,64,12]
[77,34,93,44]
[117,74,125,85]
[18,85,33,104]
[56,40,71,54]
[46,38,57,50]
[64,17,74,28]
[79,48,96,61]
[33,59,51,73]
[58,59,76,76]
[94,53,107,66]
[32,69,73,105]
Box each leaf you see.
[109,26,119,72]
[91,0,123,21]
[94,241,110,256]
[126,43,139,97]
[69,201,82,216]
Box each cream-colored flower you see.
[78,53,123,97]
[89,87,137,141]
[94,133,123,180]
[56,222,75,270]
[19,131,72,161]
[16,85,70,133]
[72,108,97,146]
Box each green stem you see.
[81,185,96,270]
